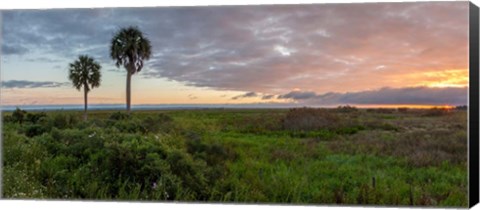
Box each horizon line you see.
[0,103,466,110]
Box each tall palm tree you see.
[68,55,102,121]
[110,26,152,114]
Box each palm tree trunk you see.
[126,70,132,114]
[84,85,88,121]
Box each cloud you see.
[25,57,62,63]
[2,8,121,63]
[337,87,467,105]
[53,65,64,69]
[2,80,70,89]
[278,91,316,100]
[136,2,468,94]
[232,91,258,100]
[2,44,29,55]
[261,94,275,100]
[2,2,469,96]
[279,86,468,106]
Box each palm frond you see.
[68,55,102,92]
[109,26,152,75]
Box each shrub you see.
[165,149,208,199]
[282,107,340,131]
[184,131,236,185]
[326,128,467,167]
[335,125,365,135]
[3,115,13,123]
[156,113,173,123]
[50,115,65,128]
[11,107,27,124]
[191,141,230,165]
[336,105,358,113]
[25,124,48,137]
[270,149,296,162]
[38,154,78,197]
[109,112,130,121]
[47,113,79,129]
[74,118,108,129]
[423,107,452,117]
[113,120,147,134]
[362,119,399,131]
[221,113,283,134]
[26,112,47,124]
[366,108,395,114]
[28,128,215,200]
[289,129,337,139]
[142,113,175,133]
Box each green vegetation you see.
[2,107,467,206]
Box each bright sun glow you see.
[417,69,468,88]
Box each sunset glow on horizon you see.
[1,2,470,108]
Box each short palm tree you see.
[68,55,102,121]
[110,26,152,114]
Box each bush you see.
[26,112,47,124]
[38,155,78,196]
[48,113,79,129]
[185,133,233,165]
[113,119,147,134]
[326,128,467,167]
[222,113,282,134]
[282,107,340,131]
[98,133,209,200]
[109,112,130,121]
[25,124,48,137]
[156,113,173,123]
[142,113,175,133]
[27,126,214,200]
[11,107,27,124]
[335,125,365,135]
[5,108,47,125]
[3,115,13,123]
[74,118,108,129]
[366,108,395,114]
[423,107,452,117]
[336,105,358,113]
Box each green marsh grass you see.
[1,107,468,206]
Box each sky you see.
[0,1,470,107]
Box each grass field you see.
[1,107,468,206]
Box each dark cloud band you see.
[2,80,70,89]
[2,44,29,55]
[279,86,468,106]
[232,91,258,100]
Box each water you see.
[0,103,300,112]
